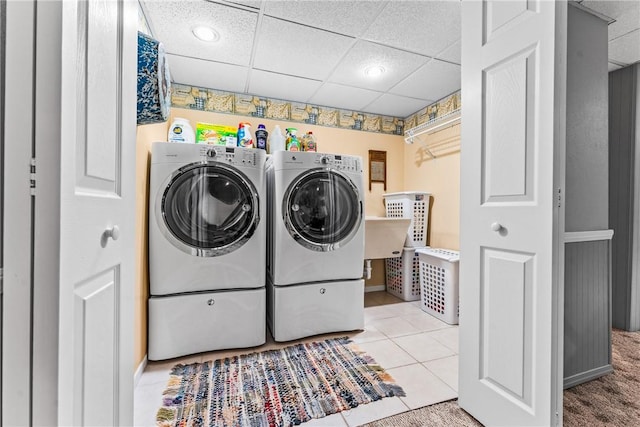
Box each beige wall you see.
[403,124,461,250]
[134,122,167,367]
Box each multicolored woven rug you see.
[156,337,405,426]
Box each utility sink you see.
[364,216,411,259]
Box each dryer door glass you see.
[161,162,259,256]
[284,169,361,251]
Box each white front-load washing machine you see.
[148,142,266,360]
[266,151,365,341]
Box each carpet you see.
[156,337,405,426]
[364,329,640,427]
[362,399,481,427]
[564,329,640,426]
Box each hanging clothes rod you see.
[404,109,461,145]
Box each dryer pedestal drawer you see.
[148,288,265,360]
[268,279,364,342]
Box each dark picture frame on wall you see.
[368,150,387,191]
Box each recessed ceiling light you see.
[364,65,385,78]
[192,26,220,42]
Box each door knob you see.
[491,222,502,232]
[104,225,120,241]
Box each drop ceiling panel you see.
[363,93,434,118]
[608,62,623,72]
[247,70,323,104]
[437,40,461,65]
[142,0,257,66]
[329,40,429,92]
[262,1,386,36]
[391,59,461,102]
[167,54,249,93]
[581,0,640,41]
[363,1,461,57]
[253,16,355,80]
[608,30,640,66]
[308,83,382,112]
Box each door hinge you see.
[30,157,36,196]
[557,188,562,208]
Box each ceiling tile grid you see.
[608,29,640,66]
[262,1,387,37]
[166,54,249,93]
[328,40,430,92]
[252,16,356,81]
[142,0,257,66]
[363,93,435,118]
[390,59,461,102]
[142,0,640,120]
[247,70,323,104]
[581,0,640,41]
[362,1,461,57]
[308,82,384,112]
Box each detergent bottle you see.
[237,122,254,148]
[168,118,195,143]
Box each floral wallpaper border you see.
[171,83,461,136]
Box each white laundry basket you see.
[416,248,460,325]
[383,192,430,247]
[385,247,428,301]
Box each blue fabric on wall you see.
[137,32,171,125]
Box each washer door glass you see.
[161,162,259,256]
[284,169,361,251]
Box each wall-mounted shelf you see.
[404,109,461,159]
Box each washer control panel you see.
[199,145,264,168]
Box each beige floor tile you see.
[401,311,453,332]
[383,301,423,317]
[426,327,459,353]
[355,339,417,369]
[133,381,165,427]
[368,316,422,338]
[363,304,396,322]
[423,355,459,392]
[388,363,457,409]
[351,325,387,344]
[377,292,404,305]
[341,397,409,426]
[392,333,456,362]
[139,354,202,386]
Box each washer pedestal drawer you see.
[148,288,265,361]
[268,279,364,342]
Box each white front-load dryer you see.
[149,142,266,295]
[267,150,365,286]
[266,151,365,341]
[148,142,266,360]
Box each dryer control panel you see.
[199,145,265,168]
[313,154,361,172]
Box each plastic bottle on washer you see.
[167,118,195,144]
[269,125,286,153]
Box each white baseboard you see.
[134,355,148,388]
[365,285,386,293]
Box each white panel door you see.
[58,0,136,425]
[459,0,566,426]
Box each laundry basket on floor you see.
[383,192,430,247]
[416,248,460,324]
[385,247,428,301]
